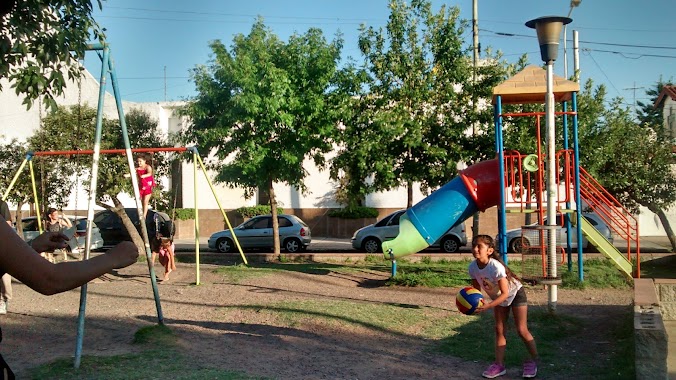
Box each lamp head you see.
[525,16,572,63]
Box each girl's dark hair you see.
[472,234,521,284]
[138,152,153,165]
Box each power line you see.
[584,50,622,98]
[480,28,676,50]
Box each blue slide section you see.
[382,176,478,258]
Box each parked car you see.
[93,208,174,248]
[208,214,311,253]
[351,210,468,254]
[504,213,613,253]
[19,216,104,255]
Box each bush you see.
[328,206,379,219]
[172,208,195,220]
[235,205,284,218]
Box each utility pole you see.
[164,65,167,102]
[573,30,580,82]
[471,0,480,238]
[623,81,645,113]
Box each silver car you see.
[351,210,468,253]
[19,216,105,255]
[504,213,614,253]
[208,214,311,253]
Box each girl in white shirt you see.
[468,235,538,379]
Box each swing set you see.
[2,43,247,369]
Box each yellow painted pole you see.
[28,161,43,233]
[194,154,200,285]
[2,158,29,201]
[194,153,247,265]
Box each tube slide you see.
[382,159,501,259]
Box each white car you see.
[503,213,613,253]
[19,216,105,255]
[351,210,468,253]
[208,214,311,253]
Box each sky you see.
[84,0,676,110]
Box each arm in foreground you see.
[0,221,138,295]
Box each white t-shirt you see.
[468,258,522,307]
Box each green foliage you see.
[330,0,510,207]
[327,206,378,219]
[181,19,342,200]
[234,205,284,218]
[0,0,105,110]
[173,208,196,220]
[27,105,171,209]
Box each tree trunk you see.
[98,197,147,256]
[407,180,413,209]
[268,179,280,255]
[15,200,25,238]
[647,203,676,252]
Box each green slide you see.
[573,216,633,279]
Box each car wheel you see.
[362,237,381,254]
[216,237,234,253]
[440,236,461,253]
[509,237,529,253]
[284,238,302,253]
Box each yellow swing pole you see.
[2,157,29,201]
[188,148,247,265]
[193,153,200,285]
[3,154,42,232]
[28,160,44,233]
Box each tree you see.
[340,0,507,208]
[27,105,170,253]
[0,138,35,235]
[0,0,104,110]
[181,19,342,254]
[636,78,674,141]
[581,93,676,251]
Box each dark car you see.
[93,208,174,247]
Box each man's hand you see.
[30,231,69,253]
[106,241,139,269]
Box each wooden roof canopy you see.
[492,65,580,105]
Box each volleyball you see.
[455,287,484,315]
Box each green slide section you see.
[573,216,633,279]
[381,214,430,259]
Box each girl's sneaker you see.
[482,363,506,378]
[522,359,538,378]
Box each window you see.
[251,217,270,229]
[278,217,292,227]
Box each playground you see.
[3,258,636,379]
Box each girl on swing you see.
[136,153,156,218]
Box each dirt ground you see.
[0,259,634,379]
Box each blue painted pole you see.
[74,45,109,369]
[572,92,584,281]
[563,102,573,271]
[108,50,164,322]
[495,96,508,263]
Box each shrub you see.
[328,206,379,219]
[172,208,195,220]
[235,205,284,218]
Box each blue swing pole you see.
[74,43,110,369]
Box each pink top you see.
[159,243,175,258]
[136,167,156,196]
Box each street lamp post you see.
[563,0,581,79]
[526,15,571,313]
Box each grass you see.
[27,324,268,380]
[26,258,638,379]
